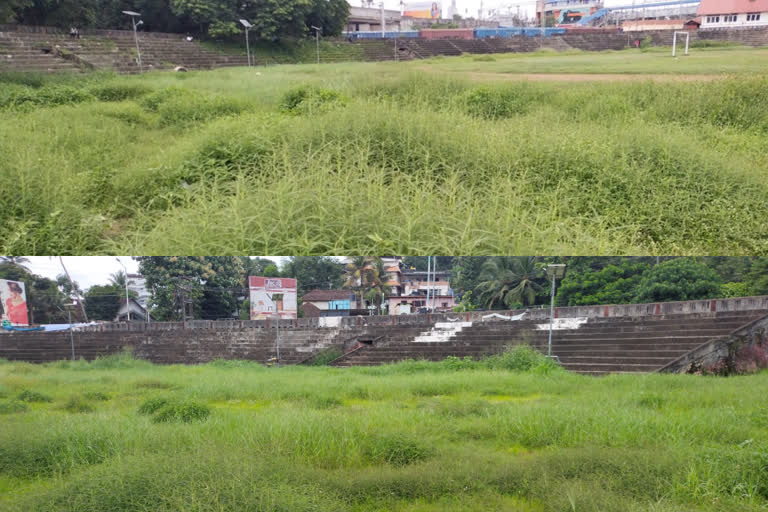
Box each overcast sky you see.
[22,257,285,290]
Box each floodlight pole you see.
[245,27,251,66]
[68,308,75,360]
[311,26,321,64]
[547,272,556,357]
[123,11,143,73]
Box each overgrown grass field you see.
[0,352,766,511]
[1,47,768,254]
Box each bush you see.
[0,401,29,414]
[461,85,539,120]
[99,102,153,126]
[83,391,110,401]
[63,396,95,413]
[364,434,432,467]
[157,93,247,126]
[208,21,241,40]
[137,397,170,415]
[88,83,152,102]
[17,390,53,403]
[139,86,191,112]
[279,86,346,115]
[484,345,561,374]
[0,85,93,110]
[152,402,211,423]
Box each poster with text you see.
[249,276,297,320]
[0,279,29,326]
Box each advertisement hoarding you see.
[249,276,297,320]
[403,1,441,19]
[0,279,29,327]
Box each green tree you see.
[170,0,233,33]
[476,257,544,309]
[262,264,281,277]
[305,0,349,37]
[634,259,722,303]
[746,257,768,296]
[450,256,488,295]
[136,257,245,321]
[239,0,313,40]
[84,284,122,321]
[556,260,651,306]
[281,256,344,296]
[342,256,380,309]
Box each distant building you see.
[347,6,403,32]
[401,269,452,297]
[301,290,359,317]
[698,0,768,28]
[114,297,150,322]
[388,294,456,315]
[126,273,149,310]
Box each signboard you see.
[403,1,441,19]
[0,279,29,327]
[249,276,297,320]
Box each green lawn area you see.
[0,354,766,511]
[1,47,767,255]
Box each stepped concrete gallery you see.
[1,296,767,375]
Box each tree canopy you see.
[5,0,350,38]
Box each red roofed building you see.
[697,0,768,28]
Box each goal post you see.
[672,31,690,57]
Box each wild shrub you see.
[0,85,93,110]
[83,391,110,401]
[140,86,191,112]
[157,92,247,126]
[17,390,53,403]
[306,349,343,366]
[279,86,346,115]
[152,401,211,423]
[441,355,477,371]
[484,345,561,374]
[364,434,432,467]
[98,102,153,126]
[88,83,152,101]
[137,397,170,415]
[86,349,151,370]
[135,379,176,389]
[636,393,666,409]
[461,85,540,119]
[63,396,95,413]
[0,401,29,414]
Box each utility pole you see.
[425,256,431,313]
[380,2,386,37]
[116,258,130,322]
[539,0,545,47]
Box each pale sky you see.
[22,256,284,291]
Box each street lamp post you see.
[311,25,321,64]
[122,11,143,73]
[115,258,130,322]
[239,19,253,67]
[65,304,76,360]
[545,264,566,358]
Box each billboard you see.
[403,1,441,19]
[0,279,29,327]
[249,276,297,320]
[556,6,593,24]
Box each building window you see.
[706,16,720,23]
[442,302,448,308]
[723,14,738,22]
[747,13,761,21]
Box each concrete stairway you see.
[331,311,768,374]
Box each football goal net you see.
[672,31,690,57]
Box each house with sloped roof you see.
[698,0,768,28]
[301,290,359,317]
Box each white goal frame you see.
[672,31,690,57]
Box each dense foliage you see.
[3,0,350,38]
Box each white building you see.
[126,273,150,310]
[698,0,768,28]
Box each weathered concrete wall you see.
[659,314,768,373]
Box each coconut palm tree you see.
[0,256,31,272]
[109,271,127,288]
[343,257,378,309]
[476,256,544,309]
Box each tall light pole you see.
[122,11,143,73]
[239,19,252,67]
[115,258,130,322]
[546,264,566,358]
[311,25,321,64]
